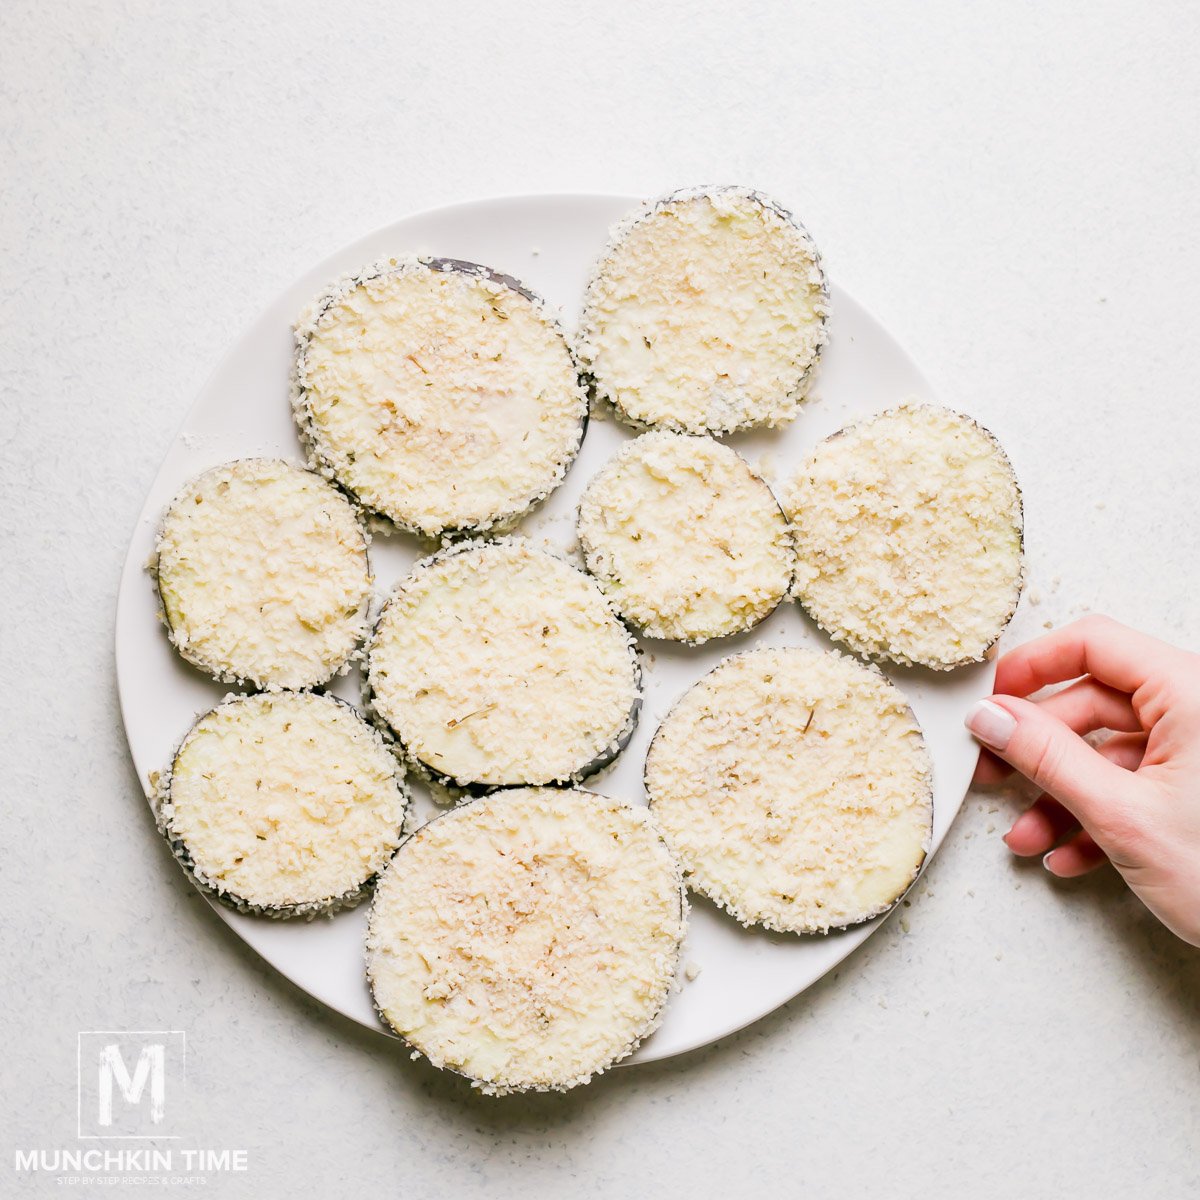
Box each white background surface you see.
[2,2,1198,1196]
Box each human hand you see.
[965,614,1200,947]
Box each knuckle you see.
[1076,613,1116,639]
[1171,659,1200,711]
[1081,685,1107,728]
[1138,673,1200,726]
[1156,677,1186,713]
[1132,683,1168,728]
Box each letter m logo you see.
[98,1043,165,1127]
[77,1031,185,1139]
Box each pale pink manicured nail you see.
[965,699,1017,751]
[1043,851,1057,873]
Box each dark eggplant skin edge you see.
[154,691,412,920]
[577,185,831,438]
[575,432,796,645]
[642,645,935,936]
[150,457,374,692]
[363,787,689,1094]
[362,536,643,800]
[789,403,1027,671]
[291,256,590,541]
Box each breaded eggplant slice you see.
[365,539,640,790]
[154,458,372,690]
[366,787,686,1094]
[577,186,829,436]
[784,403,1024,669]
[645,647,932,934]
[159,692,409,917]
[292,256,588,538]
[577,432,793,643]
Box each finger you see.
[1004,796,1077,856]
[972,746,1012,787]
[1044,831,1108,877]
[1000,731,1148,855]
[972,680,1141,787]
[965,695,1149,830]
[994,615,1176,698]
[1094,731,1148,772]
[1035,677,1141,735]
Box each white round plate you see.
[116,193,993,1065]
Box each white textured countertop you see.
[2,2,1198,1196]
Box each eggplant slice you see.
[153,458,372,690]
[645,647,932,934]
[292,257,588,538]
[577,186,829,436]
[784,403,1025,669]
[365,538,640,790]
[577,431,793,643]
[366,787,687,1094]
[159,692,409,918]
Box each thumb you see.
[965,695,1145,832]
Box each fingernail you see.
[1042,851,1057,874]
[965,699,1017,751]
